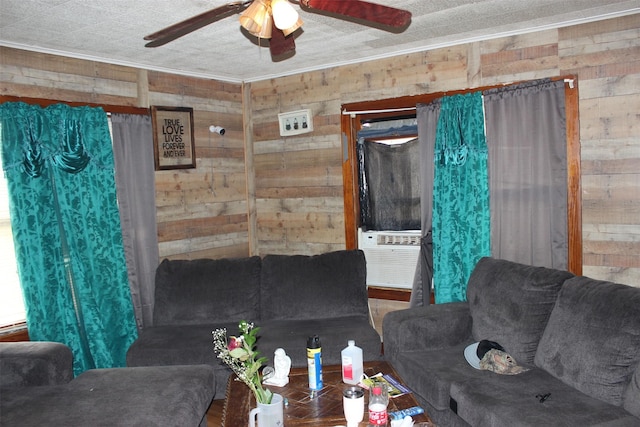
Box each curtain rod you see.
[342,106,417,116]
[343,77,577,117]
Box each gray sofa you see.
[0,341,215,426]
[383,257,640,426]
[126,249,383,397]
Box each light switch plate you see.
[278,109,313,136]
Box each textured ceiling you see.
[1,0,639,83]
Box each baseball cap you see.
[464,340,529,375]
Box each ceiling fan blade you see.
[300,0,411,28]
[145,1,251,47]
[269,25,296,57]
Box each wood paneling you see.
[1,47,140,106]
[1,49,247,262]
[1,14,638,295]
[146,69,245,259]
[248,13,640,304]
[0,18,637,398]
[560,14,640,287]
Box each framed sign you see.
[151,106,196,170]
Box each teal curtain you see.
[0,102,138,375]
[432,93,490,303]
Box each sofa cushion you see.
[0,342,73,388]
[389,343,479,411]
[153,257,261,326]
[467,257,573,365]
[1,365,215,426]
[260,250,369,321]
[126,322,241,398]
[534,277,640,406]
[450,367,635,426]
[127,324,235,368]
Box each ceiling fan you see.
[144,0,412,59]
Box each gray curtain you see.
[483,79,568,269]
[410,101,439,307]
[111,113,159,330]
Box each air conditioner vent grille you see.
[377,234,421,246]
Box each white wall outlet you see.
[278,109,313,136]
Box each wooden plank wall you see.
[1,14,639,332]
[249,14,639,280]
[559,16,640,284]
[146,72,247,260]
[248,15,640,331]
[1,47,247,262]
[250,71,346,255]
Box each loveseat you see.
[0,341,215,426]
[126,249,383,397]
[383,257,640,426]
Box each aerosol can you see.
[307,335,322,397]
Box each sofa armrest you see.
[382,302,473,362]
[0,341,73,388]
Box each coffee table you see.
[221,360,434,426]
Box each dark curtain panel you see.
[111,113,159,330]
[410,101,439,307]
[483,79,568,269]
[357,125,420,231]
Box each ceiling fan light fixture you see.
[281,16,303,36]
[271,0,299,30]
[239,0,270,36]
[144,0,413,58]
[253,10,273,38]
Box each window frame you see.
[341,77,582,301]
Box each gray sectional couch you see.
[0,341,215,426]
[126,249,383,397]
[383,257,640,426]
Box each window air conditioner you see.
[358,229,421,289]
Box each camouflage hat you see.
[479,349,530,375]
[464,340,529,375]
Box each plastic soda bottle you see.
[368,382,389,426]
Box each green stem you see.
[251,376,272,404]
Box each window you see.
[358,127,420,231]
[0,161,26,329]
[342,77,582,276]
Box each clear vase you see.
[249,393,283,427]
